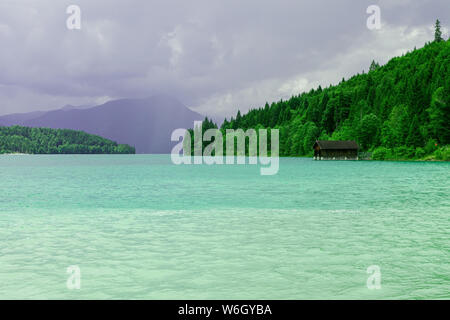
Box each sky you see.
[0,0,448,118]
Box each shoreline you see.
[1,153,448,162]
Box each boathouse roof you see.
[313,140,359,150]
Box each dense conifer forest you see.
[191,21,449,160]
[0,126,135,154]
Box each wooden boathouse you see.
[313,140,359,160]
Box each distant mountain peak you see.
[61,104,92,111]
[0,95,204,154]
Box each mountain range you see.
[0,95,204,154]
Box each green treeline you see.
[192,26,450,161]
[0,126,135,154]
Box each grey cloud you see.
[0,0,448,116]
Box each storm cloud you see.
[0,0,448,117]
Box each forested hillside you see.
[195,27,450,160]
[0,126,135,154]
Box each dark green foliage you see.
[406,115,423,147]
[185,117,218,155]
[215,38,449,159]
[357,113,379,150]
[435,19,443,42]
[371,146,390,160]
[369,60,380,72]
[427,86,450,144]
[0,126,135,154]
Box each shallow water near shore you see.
[0,155,449,299]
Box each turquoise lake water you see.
[0,155,449,299]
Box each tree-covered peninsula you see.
[0,126,135,154]
[192,22,450,161]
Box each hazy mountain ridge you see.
[0,111,46,126]
[0,95,204,154]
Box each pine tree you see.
[369,60,380,72]
[427,87,450,144]
[406,115,423,147]
[434,19,443,42]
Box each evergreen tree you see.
[357,114,379,150]
[369,60,380,72]
[434,19,443,42]
[406,115,423,147]
[427,87,450,144]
